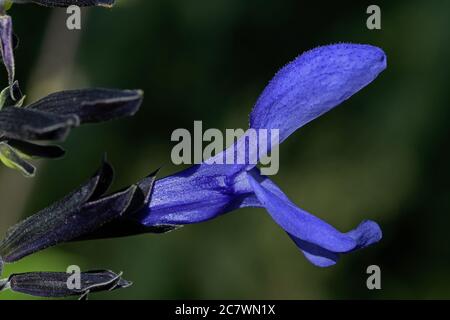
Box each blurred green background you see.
[1,0,449,299]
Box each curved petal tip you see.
[347,220,383,249]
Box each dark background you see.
[1,0,449,299]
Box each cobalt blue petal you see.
[247,171,356,252]
[138,164,261,226]
[289,220,382,267]
[250,44,387,146]
[246,171,382,265]
[288,235,340,267]
[209,44,386,170]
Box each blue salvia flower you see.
[0,44,387,270]
[129,43,388,267]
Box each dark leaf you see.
[0,159,177,265]
[12,0,115,7]
[76,169,181,240]
[0,15,15,98]
[88,155,114,201]
[0,107,79,141]
[0,88,143,174]
[5,270,131,298]
[125,169,160,214]
[7,139,65,159]
[0,186,137,263]
[0,159,124,263]
[28,88,143,124]
[38,158,113,215]
[78,220,181,240]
